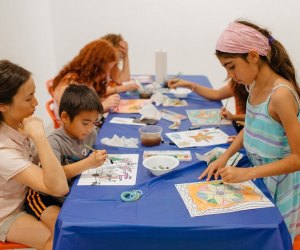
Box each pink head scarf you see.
[216,22,270,56]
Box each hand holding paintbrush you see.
[198,150,242,183]
[217,98,230,128]
[167,72,182,88]
[84,144,111,164]
[173,72,182,82]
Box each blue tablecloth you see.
[54,75,292,250]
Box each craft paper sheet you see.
[143,150,192,161]
[176,180,274,217]
[78,154,139,186]
[195,147,243,166]
[114,99,150,113]
[186,109,231,126]
[166,128,228,148]
[162,97,188,107]
[160,109,187,122]
[110,117,145,126]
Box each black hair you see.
[59,84,103,121]
[0,60,31,121]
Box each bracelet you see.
[120,190,143,202]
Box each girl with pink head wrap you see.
[200,20,300,241]
[216,21,270,56]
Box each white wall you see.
[1,0,300,125]
[0,0,56,125]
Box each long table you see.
[54,75,292,250]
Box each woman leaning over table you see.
[0,60,69,249]
[102,33,140,95]
[102,33,131,83]
[51,39,121,117]
[199,20,300,240]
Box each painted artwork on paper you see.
[78,154,139,186]
[166,128,228,148]
[162,97,188,107]
[143,150,192,161]
[113,99,150,113]
[175,180,274,217]
[195,147,243,167]
[110,117,145,126]
[186,109,231,126]
[160,109,187,122]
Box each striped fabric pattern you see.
[244,84,300,240]
[26,189,46,219]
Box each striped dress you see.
[244,84,300,240]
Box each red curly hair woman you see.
[51,39,120,117]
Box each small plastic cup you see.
[138,89,153,99]
[139,125,162,147]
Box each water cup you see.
[139,125,162,147]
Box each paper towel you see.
[155,50,167,84]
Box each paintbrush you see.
[219,152,241,184]
[217,98,230,128]
[171,72,182,84]
[84,144,96,152]
[165,72,182,88]
[174,71,182,80]
[84,144,113,164]
[230,152,240,167]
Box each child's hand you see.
[168,79,191,89]
[220,108,234,120]
[119,40,128,58]
[89,150,107,168]
[102,94,121,111]
[237,121,245,126]
[125,83,140,92]
[219,166,252,183]
[19,116,45,139]
[227,135,236,143]
[198,156,228,181]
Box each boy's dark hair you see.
[0,60,31,121]
[59,84,103,121]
